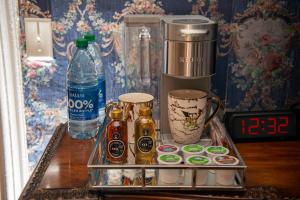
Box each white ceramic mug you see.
[168,89,220,144]
[106,93,154,164]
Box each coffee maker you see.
[160,15,218,134]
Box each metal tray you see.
[87,118,246,191]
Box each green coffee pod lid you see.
[186,155,211,165]
[75,38,88,48]
[158,154,182,165]
[182,144,204,154]
[213,155,239,166]
[206,146,229,155]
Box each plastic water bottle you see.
[67,38,99,139]
[84,34,106,125]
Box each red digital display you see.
[240,116,289,136]
[225,110,299,142]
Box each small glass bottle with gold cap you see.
[134,106,156,164]
[106,109,128,164]
[134,106,157,186]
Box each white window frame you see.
[0,0,29,199]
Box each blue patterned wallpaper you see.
[20,0,300,170]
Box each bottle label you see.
[137,136,153,153]
[68,85,99,120]
[112,131,121,140]
[108,140,125,158]
[98,77,106,108]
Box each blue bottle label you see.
[98,77,106,108]
[68,85,99,120]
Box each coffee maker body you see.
[160,15,218,134]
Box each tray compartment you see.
[88,119,246,191]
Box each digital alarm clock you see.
[224,110,300,142]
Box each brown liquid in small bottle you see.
[106,109,128,164]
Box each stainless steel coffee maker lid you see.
[161,15,217,42]
[161,15,217,77]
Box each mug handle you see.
[105,101,118,118]
[204,96,221,127]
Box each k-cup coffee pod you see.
[213,155,239,186]
[157,154,182,184]
[156,144,179,156]
[123,169,137,185]
[186,155,211,165]
[182,144,205,161]
[145,169,156,186]
[205,146,229,162]
[107,169,122,185]
[184,155,211,185]
[134,169,157,186]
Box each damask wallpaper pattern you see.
[19,0,300,170]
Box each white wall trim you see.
[0,106,5,200]
[0,0,29,199]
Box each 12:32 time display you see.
[240,116,289,135]
[225,110,299,142]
